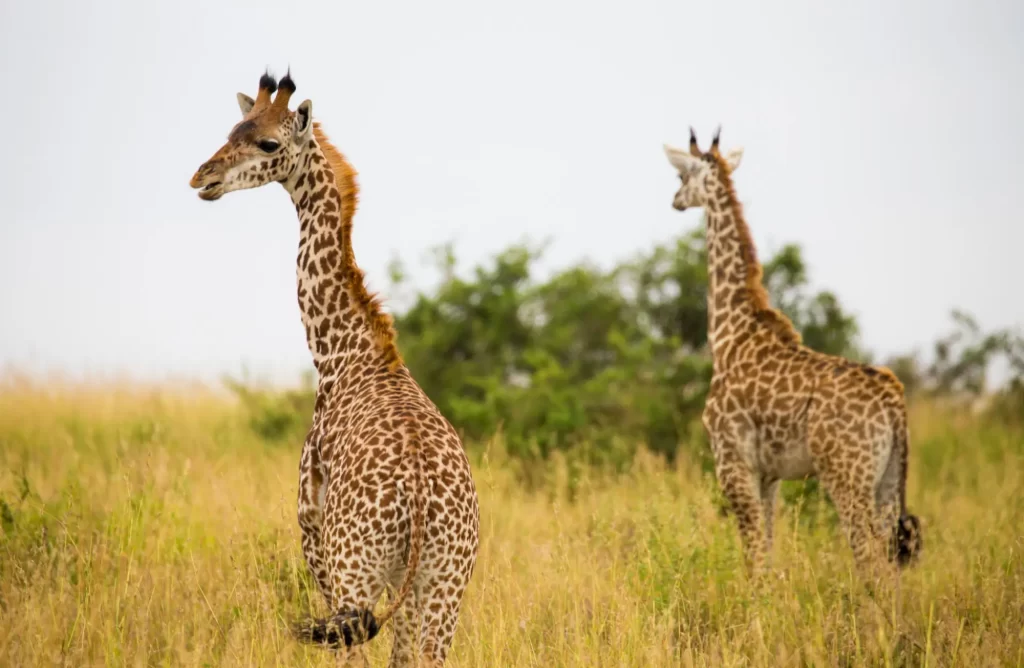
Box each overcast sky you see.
[1,0,1021,385]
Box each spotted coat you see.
[191,71,480,667]
[664,128,922,580]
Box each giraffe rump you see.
[291,416,426,649]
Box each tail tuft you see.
[291,609,380,648]
[890,513,923,568]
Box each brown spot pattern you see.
[190,75,479,666]
[674,131,922,583]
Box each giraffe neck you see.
[282,125,400,378]
[703,176,800,371]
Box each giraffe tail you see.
[291,415,426,649]
[890,408,923,568]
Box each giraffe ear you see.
[664,144,701,173]
[724,147,744,172]
[237,93,256,116]
[294,99,313,143]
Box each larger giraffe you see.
[663,128,921,580]
[190,71,479,667]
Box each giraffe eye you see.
[257,139,280,153]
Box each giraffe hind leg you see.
[410,537,477,667]
[818,463,889,581]
[386,581,421,667]
[760,478,780,572]
[416,577,468,667]
[298,435,333,606]
[874,446,902,563]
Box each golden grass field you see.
[1,380,1022,667]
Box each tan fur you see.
[666,128,921,583]
[191,73,480,665]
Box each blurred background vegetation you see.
[2,224,1023,666]
[227,224,1024,477]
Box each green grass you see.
[0,381,1022,666]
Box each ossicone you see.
[274,67,297,108]
[259,70,278,94]
[710,125,722,155]
[688,126,701,157]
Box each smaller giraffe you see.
[662,128,922,580]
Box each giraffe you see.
[190,71,480,667]
[662,128,922,581]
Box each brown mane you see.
[313,122,402,368]
[711,154,802,346]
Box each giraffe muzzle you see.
[190,163,225,201]
[196,180,224,201]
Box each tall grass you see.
[0,381,1021,666]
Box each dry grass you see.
[1,381,1022,667]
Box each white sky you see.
[1,0,1021,385]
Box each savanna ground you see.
[1,381,1022,667]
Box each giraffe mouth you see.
[197,181,224,201]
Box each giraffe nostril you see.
[191,162,220,188]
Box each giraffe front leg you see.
[715,453,768,580]
[298,433,332,606]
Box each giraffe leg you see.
[333,647,370,668]
[718,462,767,579]
[876,500,900,563]
[874,445,902,563]
[415,562,474,666]
[387,584,421,668]
[760,478,780,572]
[706,411,767,580]
[297,433,333,606]
[819,470,888,580]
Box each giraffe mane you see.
[710,154,802,346]
[313,122,403,368]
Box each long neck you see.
[283,124,401,377]
[704,172,799,370]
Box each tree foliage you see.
[389,227,862,463]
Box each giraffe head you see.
[190,71,314,201]
[663,127,744,211]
